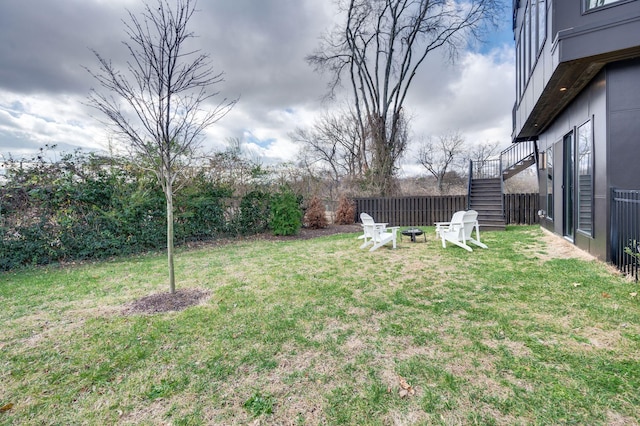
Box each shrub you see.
[0,150,235,270]
[334,194,356,224]
[175,174,230,242]
[234,190,271,235]
[303,196,328,229]
[269,189,302,236]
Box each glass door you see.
[563,131,575,240]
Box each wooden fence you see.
[354,193,539,227]
[504,193,540,226]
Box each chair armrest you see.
[434,222,450,233]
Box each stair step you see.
[470,197,502,202]
[479,224,506,231]
[469,176,506,231]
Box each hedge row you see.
[0,153,303,271]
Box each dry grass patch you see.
[2,226,639,424]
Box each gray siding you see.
[513,0,640,140]
[608,58,640,189]
[536,69,607,260]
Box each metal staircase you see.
[468,141,538,231]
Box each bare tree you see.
[292,107,367,185]
[466,140,503,177]
[468,140,502,163]
[87,0,236,294]
[418,131,467,194]
[308,0,501,196]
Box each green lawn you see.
[1,226,639,425]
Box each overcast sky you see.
[0,0,515,176]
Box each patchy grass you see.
[1,226,639,425]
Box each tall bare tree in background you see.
[418,131,467,194]
[466,140,503,177]
[292,107,367,191]
[308,0,501,196]
[87,0,236,294]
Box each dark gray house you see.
[512,0,640,261]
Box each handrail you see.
[467,140,536,221]
[501,140,535,172]
[500,156,505,215]
[470,159,501,179]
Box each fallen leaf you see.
[398,376,411,390]
[602,292,610,298]
[630,292,637,298]
[398,376,416,397]
[0,403,13,412]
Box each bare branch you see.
[308,0,502,195]
[85,0,237,293]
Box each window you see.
[577,120,593,235]
[519,26,526,97]
[586,0,625,10]
[515,0,547,100]
[546,146,553,220]
[516,39,522,99]
[536,0,546,54]
[524,4,530,75]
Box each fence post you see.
[467,160,473,210]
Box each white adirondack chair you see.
[358,212,397,251]
[435,210,488,252]
[359,213,382,248]
[368,225,400,252]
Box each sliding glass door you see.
[563,132,575,240]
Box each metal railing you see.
[467,140,536,220]
[501,140,536,172]
[470,159,502,180]
[611,188,640,281]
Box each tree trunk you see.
[166,182,176,294]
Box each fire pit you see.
[401,228,426,243]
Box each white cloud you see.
[0,91,107,157]
[408,45,514,140]
[0,0,516,179]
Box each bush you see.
[0,150,235,270]
[234,190,271,235]
[269,189,302,236]
[303,196,328,229]
[175,174,230,242]
[334,194,356,224]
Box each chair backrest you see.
[461,210,479,239]
[445,210,467,232]
[360,212,377,239]
[360,212,374,225]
